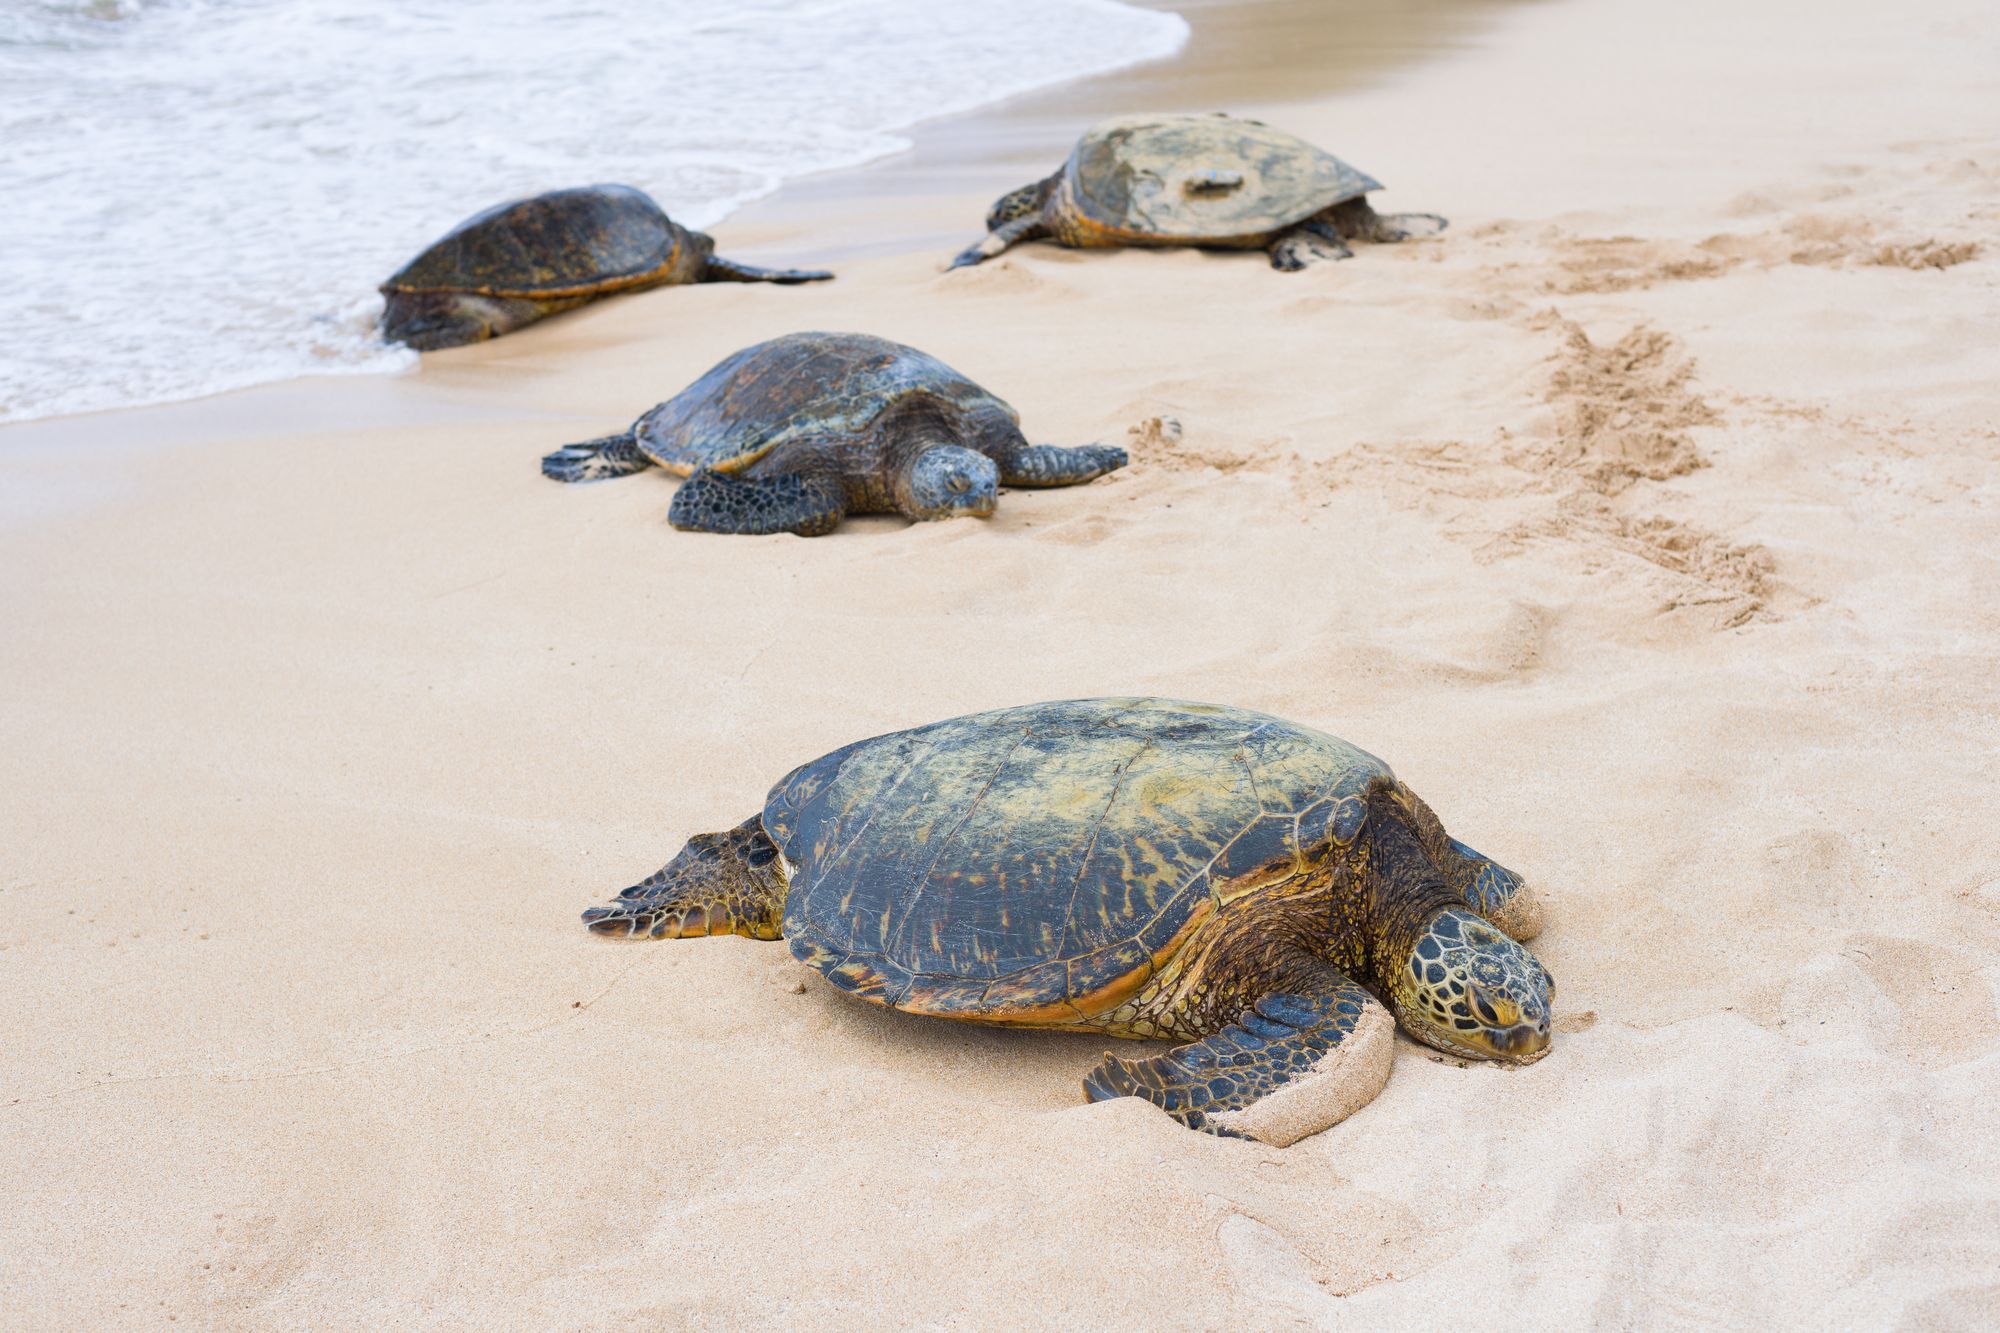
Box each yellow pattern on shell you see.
[1062,114,1382,246]
[764,697,1392,1023]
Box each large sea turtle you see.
[579,698,1554,1143]
[540,331,1126,536]
[379,184,831,350]
[951,113,1446,272]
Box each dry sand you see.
[4,0,1999,1325]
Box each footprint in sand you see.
[191,1209,323,1310]
[1034,511,1128,547]
[1490,600,1561,676]
[1219,1214,1347,1322]
[1843,934,1997,1070]
[934,258,1083,301]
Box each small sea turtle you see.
[379,184,831,350]
[580,698,1553,1143]
[541,331,1126,536]
[951,113,1446,272]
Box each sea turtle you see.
[950,113,1446,272]
[579,698,1554,1144]
[540,331,1126,536]
[379,184,831,350]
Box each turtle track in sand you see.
[1081,317,1782,631]
[1028,153,1989,632]
[1485,151,1988,295]
[1484,318,1778,630]
[1293,317,1780,631]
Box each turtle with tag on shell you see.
[379,184,831,351]
[951,113,1446,272]
[540,331,1126,537]
[577,697,1553,1144]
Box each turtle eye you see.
[947,473,971,494]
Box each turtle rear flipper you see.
[582,817,787,941]
[541,430,657,483]
[1083,972,1393,1146]
[700,256,834,285]
[1324,196,1447,245]
[1363,211,1448,243]
[668,468,847,537]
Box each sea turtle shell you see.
[631,331,1020,476]
[380,184,696,299]
[765,697,1392,1024]
[1063,114,1381,245]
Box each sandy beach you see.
[4,0,1998,1326]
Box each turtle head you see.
[984,176,1055,231]
[1390,908,1553,1063]
[381,291,534,351]
[901,443,999,521]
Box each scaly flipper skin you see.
[582,817,787,940]
[1083,970,1393,1145]
[994,442,1129,487]
[949,216,1048,269]
[1267,218,1353,271]
[541,430,658,483]
[1448,838,1547,941]
[1319,196,1449,246]
[1357,210,1449,244]
[700,256,835,285]
[667,468,848,537]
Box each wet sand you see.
[4,0,1999,1325]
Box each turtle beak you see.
[1492,1017,1551,1061]
[1466,979,1551,1062]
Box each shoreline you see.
[0,0,1526,445]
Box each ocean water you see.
[0,0,1186,423]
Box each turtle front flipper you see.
[541,430,656,483]
[699,255,834,285]
[949,216,1048,269]
[668,467,848,537]
[993,442,1129,488]
[582,817,788,941]
[1083,973,1394,1145]
[1267,218,1353,271]
[1447,839,1548,941]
